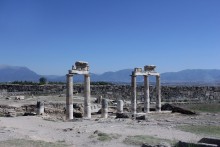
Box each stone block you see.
[75,61,89,71]
[144,65,156,72]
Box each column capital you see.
[84,74,90,77]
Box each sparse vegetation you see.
[91,81,114,85]
[182,103,220,113]
[97,132,112,141]
[178,125,220,137]
[0,139,68,147]
[39,77,47,85]
[0,112,4,117]
[91,131,121,142]
[48,81,65,85]
[123,135,173,146]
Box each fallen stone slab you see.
[199,138,220,147]
[23,112,37,116]
[178,141,218,147]
[136,115,146,120]
[161,103,196,115]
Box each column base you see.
[84,106,91,118]
[66,104,73,120]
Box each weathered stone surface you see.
[37,101,44,115]
[144,65,156,72]
[161,103,196,115]
[136,115,146,120]
[75,61,89,71]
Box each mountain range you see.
[1,65,220,84]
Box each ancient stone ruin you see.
[131,65,161,115]
[66,61,91,120]
[65,62,162,120]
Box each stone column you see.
[98,95,102,104]
[156,75,161,112]
[66,74,73,120]
[144,75,150,113]
[117,100,123,113]
[84,74,91,118]
[37,101,44,115]
[101,98,108,118]
[131,72,137,116]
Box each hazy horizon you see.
[2,64,220,77]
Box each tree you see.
[39,77,47,85]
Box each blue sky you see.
[0,0,220,75]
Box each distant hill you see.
[1,65,220,84]
[0,65,40,82]
[161,69,220,83]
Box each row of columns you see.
[66,75,161,119]
[131,74,161,116]
[66,62,161,120]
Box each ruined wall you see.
[0,84,65,96]
[0,84,220,102]
[74,85,220,102]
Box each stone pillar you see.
[66,74,73,120]
[117,100,123,113]
[101,98,108,118]
[84,74,91,118]
[144,75,150,113]
[131,72,137,116]
[97,95,102,104]
[156,75,161,112]
[37,101,44,115]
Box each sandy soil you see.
[0,112,219,147]
[0,95,219,147]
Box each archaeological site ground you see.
[0,62,220,147]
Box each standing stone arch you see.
[131,65,161,115]
[66,61,91,120]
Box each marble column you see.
[117,100,124,113]
[66,74,73,120]
[37,101,44,115]
[156,75,161,112]
[144,75,150,113]
[98,95,102,104]
[131,72,137,116]
[101,98,108,118]
[84,74,91,118]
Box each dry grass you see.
[0,139,68,147]
[123,135,173,146]
[90,131,121,142]
[178,125,220,137]
[182,103,220,113]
